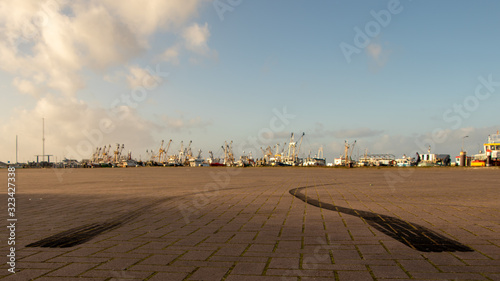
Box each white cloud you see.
[183,22,214,56]
[366,42,390,69]
[0,0,210,162]
[126,65,164,90]
[333,127,384,139]
[0,0,206,96]
[71,3,143,69]
[101,0,201,38]
[12,77,40,97]
[161,114,212,132]
[366,43,382,60]
[160,45,180,65]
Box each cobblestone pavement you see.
[1,167,499,280]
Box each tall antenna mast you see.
[42,118,45,162]
[16,135,18,164]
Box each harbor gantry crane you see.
[156,140,165,164]
[222,141,235,166]
[163,139,172,164]
[113,143,124,163]
[344,140,357,167]
[186,140,193,160]
[91,147,100,163]
[98,145,105,162]
[285,132,304,165]
[96,147,102,163]
[280,142,286,161]
[103,144,111,163]
[286,133,296,164]
[296,132,305,162]
[260,146,273,164]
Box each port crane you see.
[296,133,305,161]
[184,140,193,165]
[163,139,172,163]
[285,132,305,165]
[344,140,356,167]
[113,143,124,163]
[222,141,235,166]
[157,140,166,163]
[156,139,172,164]
[102,144,111,163]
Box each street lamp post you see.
[462,135,469,152]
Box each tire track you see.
[27,186,246,248]
[290,185,473,252]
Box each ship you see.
[417,146,451,166]
[471,131,500,167]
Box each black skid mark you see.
[26,222,123,248]
[26,199,163,248]
[290,186,473,252]
[27,186,248,248]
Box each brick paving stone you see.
[139,254,178,265]
[19,251,65,262]
[189,266,231,281]
[180,250,216,261]
[36,276,109,281]
[411,272,488,280]
[244,251,297,258]
[44,262,99,277]
[128,264,196,273]
[331,249,362,260]
[214,244,249,256]
[171,261,234,268]
[357,244,389,255]
[81,269,152,279]
[47,256,109,264]
[486,273,500,280]
[268,257,300,269]
[15,261,66,269]
[397,259,438,273]
[209,256,268,263]
[265,268,303,277]
[231,262,266,275]
[336,270,374,281]
[247,244,276,253]
[0,269,53,280]
[147,271,189,281]
[422,252,466,266]
[226,275,296,281]
[369,265,409,279]
[439,265,500,273]
[95,257,142,270]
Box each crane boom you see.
[296,132,305,159]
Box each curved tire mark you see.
[27,186,246,248]
[290,186,473,252]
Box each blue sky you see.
[1,0,499,162]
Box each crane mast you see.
[164,139,172,163]
[296,132,305,160]
[344,140,357,167]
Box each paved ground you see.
[1,167,499,280]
